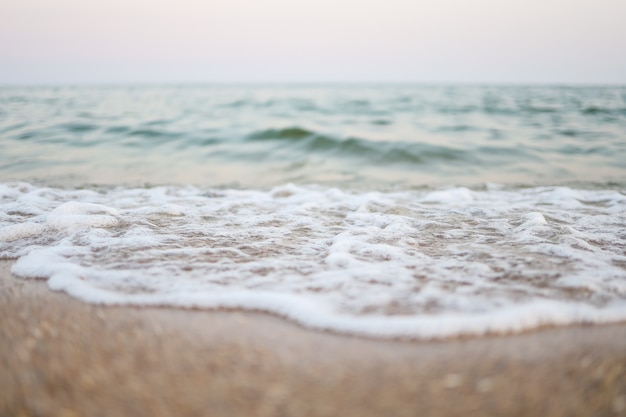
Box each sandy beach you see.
[1,259,625,417]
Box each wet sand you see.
[1,259,625,417]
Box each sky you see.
[1,0,625,85]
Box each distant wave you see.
[247,127,470,164]
[581,106,626,116]
[56,122,99,133]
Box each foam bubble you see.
[0,222,46,242]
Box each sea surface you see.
[1,84,625,338]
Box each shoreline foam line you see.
[10,266,626,340]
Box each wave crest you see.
[247,127,469,165]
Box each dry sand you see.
[1,259,625,417]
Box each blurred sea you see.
[1,84,625,189]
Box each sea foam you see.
[1,182,625,339]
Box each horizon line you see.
[2,80,626,88]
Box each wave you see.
[581,106,626,116]
[247,127,470,165]
[128,129,181,139]
[2,182,625,339]
[56,122,99,133]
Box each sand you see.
[1,259,625,417]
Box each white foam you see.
[1,182,625,339]
[47,201,119,230]
[0,222,46,242]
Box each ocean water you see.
[1,85,625,339]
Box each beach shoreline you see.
[1,259,625,416]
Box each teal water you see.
[1,84,625,189]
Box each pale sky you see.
[1,0,625,85]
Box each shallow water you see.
[1,85,625,338]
